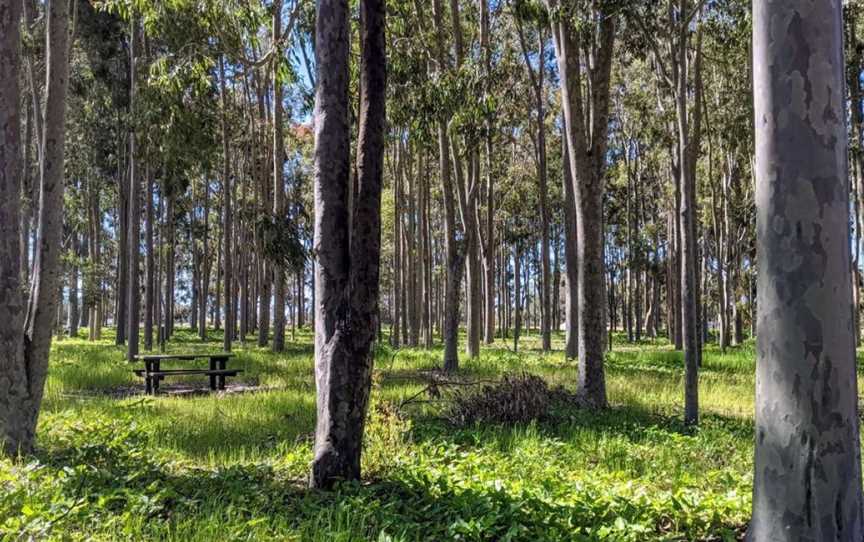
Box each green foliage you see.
[0,330,767,540]
[254,211,307,273]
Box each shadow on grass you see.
[409,400,754,453]
[29,426,747,541]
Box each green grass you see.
[1,326,781,540]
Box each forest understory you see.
[3,327,763,541]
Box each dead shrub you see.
[445,372,574,427]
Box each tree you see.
[220,55,233,352]
[272,0,287,353]
[750,0,864,537]
[126,13,141,361]
[310,0,386,488]
[546,0,616,407]
[1,0,70,454]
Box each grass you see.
[0,326,780,540]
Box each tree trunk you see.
[200,179,210,340]
[562,137,579,359]
[547,2,615,407]
[675,0,699,426]
[2,0,69,454]
[513,244,521,353]
[220,56,233,352]
[272,0,287,353]
[750,1,864,537]
[310,0,385,489]
[68,234,80,338]
[126,14,141,361]
[432,0,465,372]
[144,165,155,349]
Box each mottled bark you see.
[68,233,80,337]
[432,0,464,372]
[0,0,26,454]
[126,14,140,361]
[144,164,155,350]
[675,0,699,426]
[750,1,864,538]
[547,0,615,407]
[272,0,287,353]
[220,56,233,352]
[2,0,69,454]
[562,136,578,359]
[310,0,385,488]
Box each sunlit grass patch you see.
[0,327,770,540]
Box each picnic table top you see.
[133,353,234,362]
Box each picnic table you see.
[132,353,242,395]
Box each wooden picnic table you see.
[132,352,240,395]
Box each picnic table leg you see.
[209,358,217,391]
[152,360,160,394]
[144,360,153,395]
[218,357,227,390]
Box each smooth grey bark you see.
[126,14,141,361]
[198,179,210,340]
[272,0,287,353]
[480,0,495,345]
[546,0,614,407]
[1,0,69,454]
[674,0,699,426]
[144,166,155,350]
[515,18,551,352]
[87,174,102,341]
[219,55,233,352]
[391,142,402,347]
[68,233,80,337]
[513,244,522,353]
[562,136,578,359]
[432,0,464,372]
[465,152,481,358]
[310,0,385,488]
[750,1,864,538]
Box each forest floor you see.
[0,327,779,541]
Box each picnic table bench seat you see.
[131,353,242,394]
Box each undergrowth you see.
[0,329,772,540]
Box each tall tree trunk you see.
[513,244,521,353]
[144,165,155,350]
[750,1,864,537]
[126,14,141,361]
[272,0,287,353]
[562,137,579,359]
[675,0,699,426]
[2,0,70,454]
[68,233,80,338]
[87,175,102,341]
[547,1,615,407]
[432,0,464,372]
[200,179,210,340]
[220,55,233,352]
[392,143,402,347]
[310,0,385,489]
[465,152,481,358]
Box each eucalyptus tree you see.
[514,1,552,353]
[310,0,387,488]
[1,0,70,455]
[431,0,466,371]
[126,13,141,360]
[750,0,864,536]
[272,0,287,353]
[545,0,616,407]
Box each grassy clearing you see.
[1,327,782,540]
